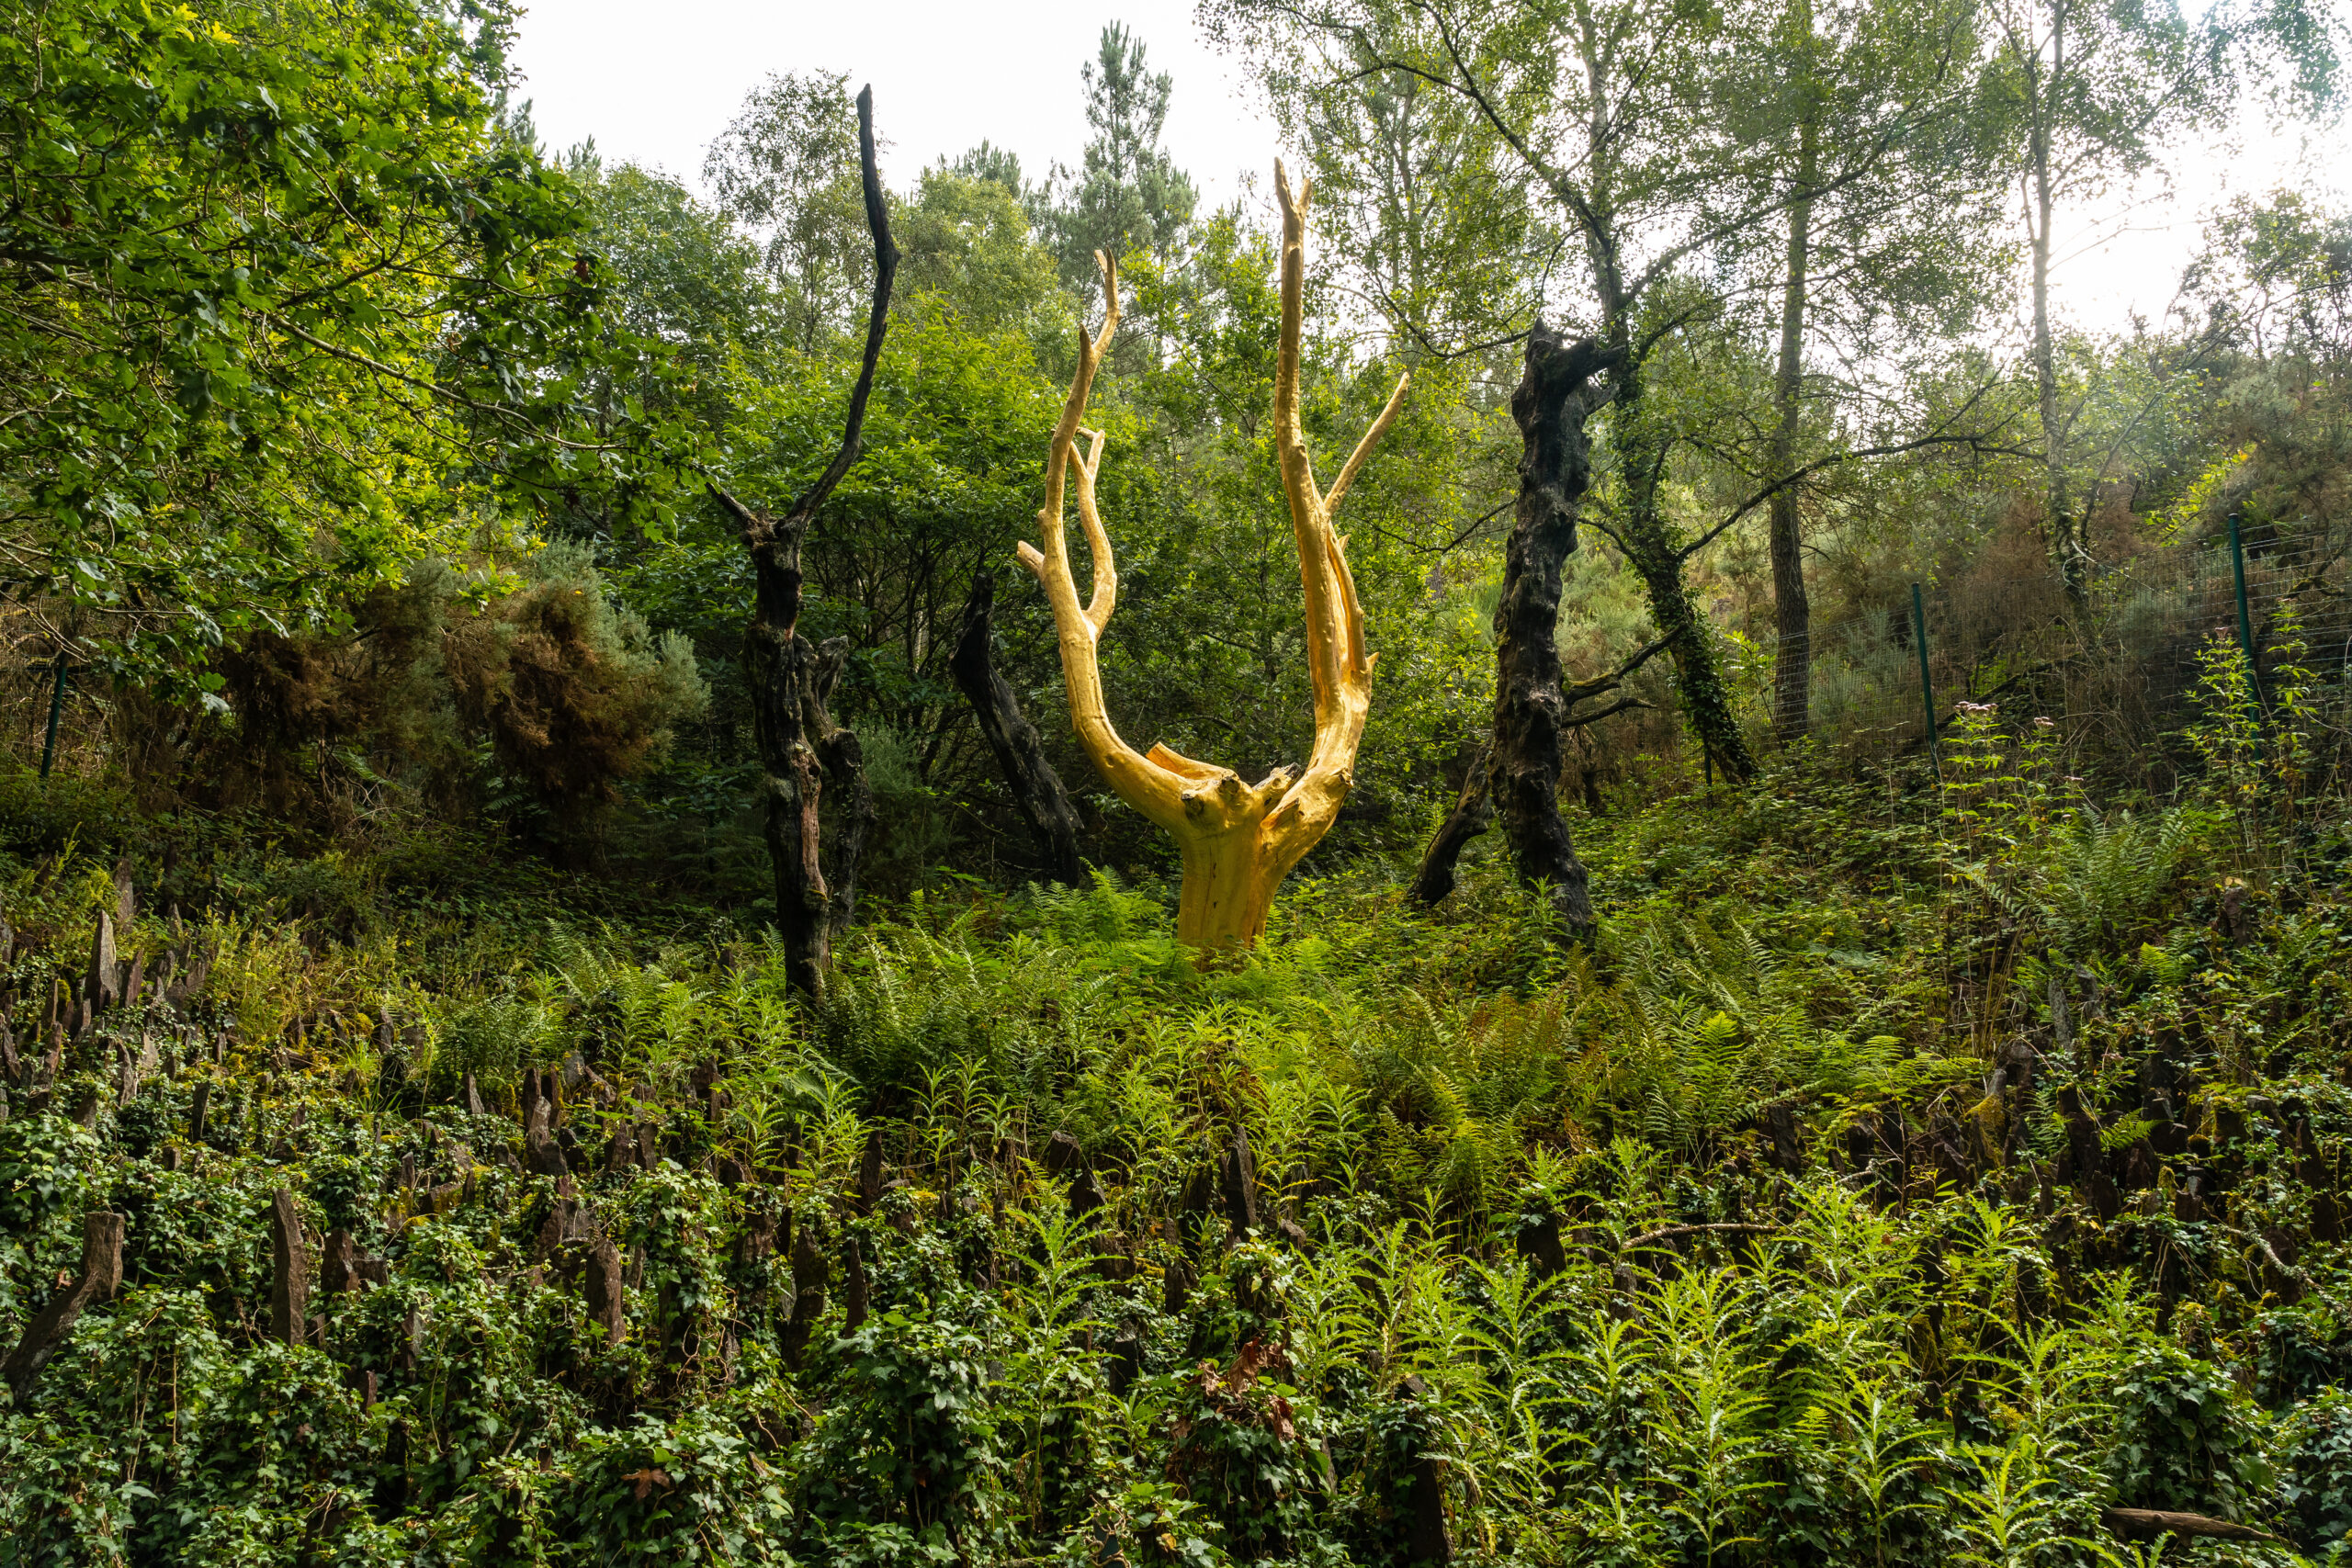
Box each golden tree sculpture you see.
[1019,164,1408,954]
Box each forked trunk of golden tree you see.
[1019,164,1408,958]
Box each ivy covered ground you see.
[4,718,2352,1567]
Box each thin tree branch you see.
[785,85,900,532]
[1326,373,1414,514]
[1560,694,1649,729]
[1565,632,1673,706]
[1675,375,2030,566]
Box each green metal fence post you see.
[1912,582,1939,783]
[38,656,68,781]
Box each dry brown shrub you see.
[88,547,705,843]
[442,544,707,829]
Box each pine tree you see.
[1038,24,1198,287]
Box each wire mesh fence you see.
[1768,525,2352,784]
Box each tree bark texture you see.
[1407,644,1661,908]
[717,85,897,993]
[585,1235,626,1347]
[269,1187,309,1347]
[2102,1508,2287,1546]
[949,571,1086,887]
[1490,324,1623,931]
[1406,738,1496,907]
[1621,481,1757,784]
[1770,107,1818,744]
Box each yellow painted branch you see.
[1326,372,1412,516]
[1023,175,1408,957]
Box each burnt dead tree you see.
[1491,328,1624,931]
[949,571,1087,886]
[1405,643,1659,908]
[709,85,897,994]
[1408,327,1629,923]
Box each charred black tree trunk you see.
[1413,327,1629,913]
[950,571,1086,886]
[1408,649,1660,908]
[1407,738,1496,907]
[712,85,896,994]
[1487,325,1623,931]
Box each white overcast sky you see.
[509,0,2347,335]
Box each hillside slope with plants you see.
[5,679,2352,1566]
[6,0,2352,1562]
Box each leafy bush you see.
[2278,1390,2352,1560]
[2102,1345,2270,1521]
[446,544,710,838]
[5,745,2352,1566]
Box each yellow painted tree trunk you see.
[1018,164,1408,958]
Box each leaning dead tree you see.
[709,85,896,993]
[1406,637,1662,908]
[950,571,1087,887]
[1408,327,1630,926]
[1020,163,1408,954]
[3,1211,122,1400]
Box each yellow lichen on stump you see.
[1017,164,1408,956]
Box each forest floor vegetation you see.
[2,722,2350,1566]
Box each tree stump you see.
[525,1092,569,1179]
[1220,1130,1259,1234]
[783,1225,827,1369]
[3,1212,125,1399]
[86,912,119,1012]
[584,1235,626,1347]
[268,1189,308,1347]
[321,1229,358,1294]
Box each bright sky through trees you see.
[514,0,2340,332]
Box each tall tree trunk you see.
[716,85,897,994]
[1569,68,1755,785]
[1488,324,1623,931]
[730,602,874,995]
[949,571,1087,887]
[1770,107,1818,744]
[2023,39,2090,608]
[1618,371,1758,784]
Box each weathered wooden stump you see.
[525,1090,569,1179]
[782,1225,827,1369]
[2,1211,125,1399]
[1220,1129,1259,1234]
[268,1189,308,1347]
[584,1235,626,1347]
[321,1229,359,1294]
[86,912,119,1012]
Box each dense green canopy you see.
[0,0,685,691]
